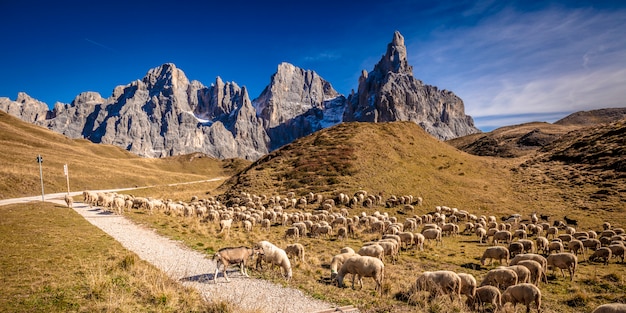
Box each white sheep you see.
[589,247,612,265]
[548,240,564,254]
[422,228,443,246]
[458,273,477,302]
[284,226,300,240]
[608,244,625,263]
[414,270,462,301]
[253,240,292,280]
[212,246,254,283]
[335,255,385,294]
[516,259,546,286]
[357,244,385,260]
[64,194,73,208]
[502,283,542,313]
[284,243,305,264]
[510,253,548,279]
[218,218,233,237]
[480,267,518,291]
[330,251,356,278]
[480,246,510,266]
[413,233,425,251]
[470,285,502,313]
[536,236,550,254]
[499,265,531,284]
[546,252,577,281]
[492,230,512,245]
[592,303,626,313]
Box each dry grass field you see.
[1,111,625,312]
[0,111,249,199]
[0,202,237,312]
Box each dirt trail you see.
[2,194,338,313]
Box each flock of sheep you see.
[79,189,626,313]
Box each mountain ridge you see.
[1,31,479,160]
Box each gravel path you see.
[59,200,337,313]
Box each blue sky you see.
[1,0,625,131]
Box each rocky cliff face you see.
[253,62,346,150]
[0,92,51,123]
[1,31,481,159]
[40,64,269,159]
[343,31,481,140]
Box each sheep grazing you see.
[492,230,512,245]
[284,226,300,240]
[500,265,531,284]
[284,243,305,264]
[414,270,462,301]
[330,251,356,279]
[422,228,443,246]
[510,253,548,276]
[480,246,510,266]
[218,218,233,237]
[480,268,518,291]
[536,237,550,254]
[592,303,626,313]
[64,194,74,208]
[470,285,502,313]
[502,283,542,313]
[458,273,477,302]
[516,260,546,286]
[253,241,292,280]
[357,244,385,261]
[212,246,254,283]
[608,244,625,263]
[589,247,612,265]
[547,253,577,281]
[335,255,385,294]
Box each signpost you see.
[64,164,70,194]
[36,155,44,202]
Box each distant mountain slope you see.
[0,111,244,199]
[447,107,626,158]
[1,31,479,160]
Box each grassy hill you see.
[0,111,250,199]
[219,122,521,211]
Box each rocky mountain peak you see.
[344,31,480,140]
[142,63,189,90]
[373,30,413,75]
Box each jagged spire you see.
[373,30,413,75]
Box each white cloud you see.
[405,5,626,129]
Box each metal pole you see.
[38,154,44,202]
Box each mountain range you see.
[0,31,480,160]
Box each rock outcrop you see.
[253,62,346,150]
[343,31,481,140]
[0,92,51,123]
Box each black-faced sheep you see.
[546,252,577,281]
[502,283,542,313]
[212,246,254,283]
[335,255,385,294]
[480,246,510,266]
[414,270,462,301]
[253,240,292,280]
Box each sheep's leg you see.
[213,266,220,283]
